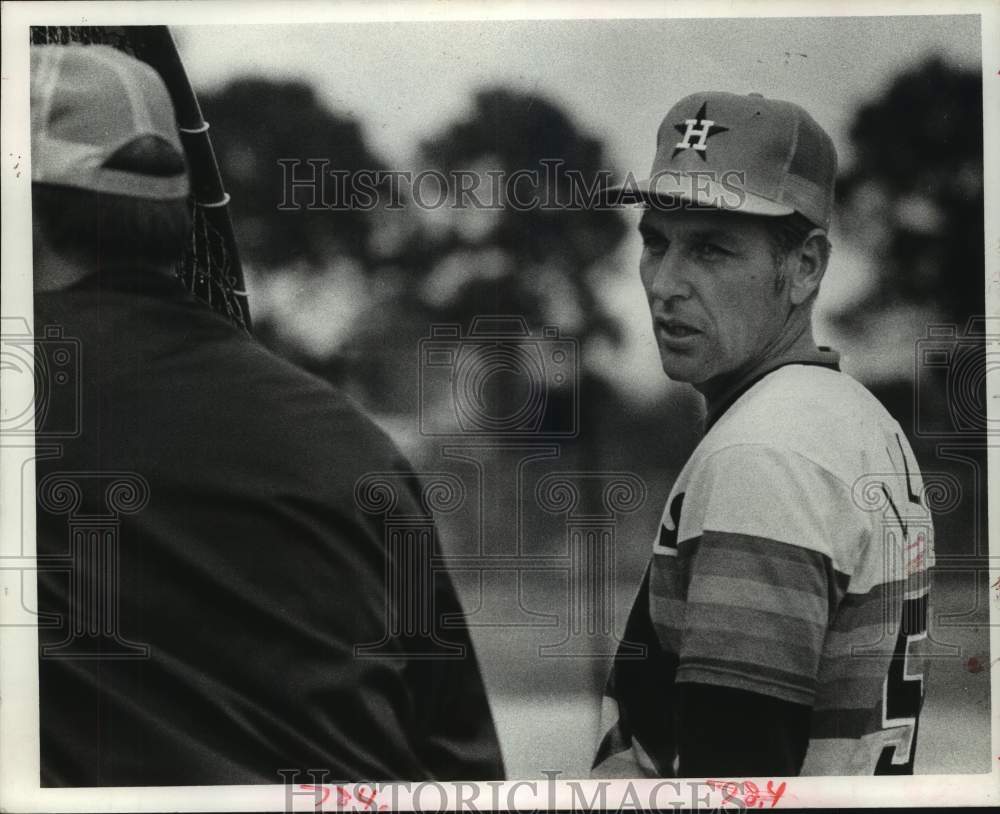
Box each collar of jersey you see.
[705,344,841,430]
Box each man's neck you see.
[695,311,836,427]
[33,246,94,292]
[34,245,174,292]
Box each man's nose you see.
[648,248,692,301]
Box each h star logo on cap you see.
[672,102,729,160]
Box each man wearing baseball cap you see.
[31,45,503,785]
[592,92,933,777]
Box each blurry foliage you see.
[834,58,986,565]
[352,87,630,413]
[415,88,628,341]
[200,79,386,270]
[835,57,983,328]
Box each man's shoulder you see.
[39,284,405,482]
[675,366,900,571]
[703,364,902,479]
[202,330,403,473]
[732,363,893,430]
[168,326,411,506]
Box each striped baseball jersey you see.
[593,363,934,777]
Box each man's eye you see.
[695,242,728,260]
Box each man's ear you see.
[788,229,830,306]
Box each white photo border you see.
[1,1,997,810]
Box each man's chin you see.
[658,353,710,385]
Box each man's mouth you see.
[657,318,701,340]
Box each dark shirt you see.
[34,271,504,786]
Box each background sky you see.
[176,15,981,173]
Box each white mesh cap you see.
[30,45,189,200]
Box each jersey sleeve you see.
[676,683,811,776]
[670,444,860,706]
[591,566,678,779]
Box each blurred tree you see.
[415,87,628,340]
[199,80,633,435]
[199,78,387,272]
[835,57,983,328]
[343,87,631,417]
[833,59,986,565]
[362,88,633,543]
[198,78,396,380]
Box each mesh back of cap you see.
[30,25,251,333]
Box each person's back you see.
[31,44,503,786]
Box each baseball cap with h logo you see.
[610,91,838,231]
